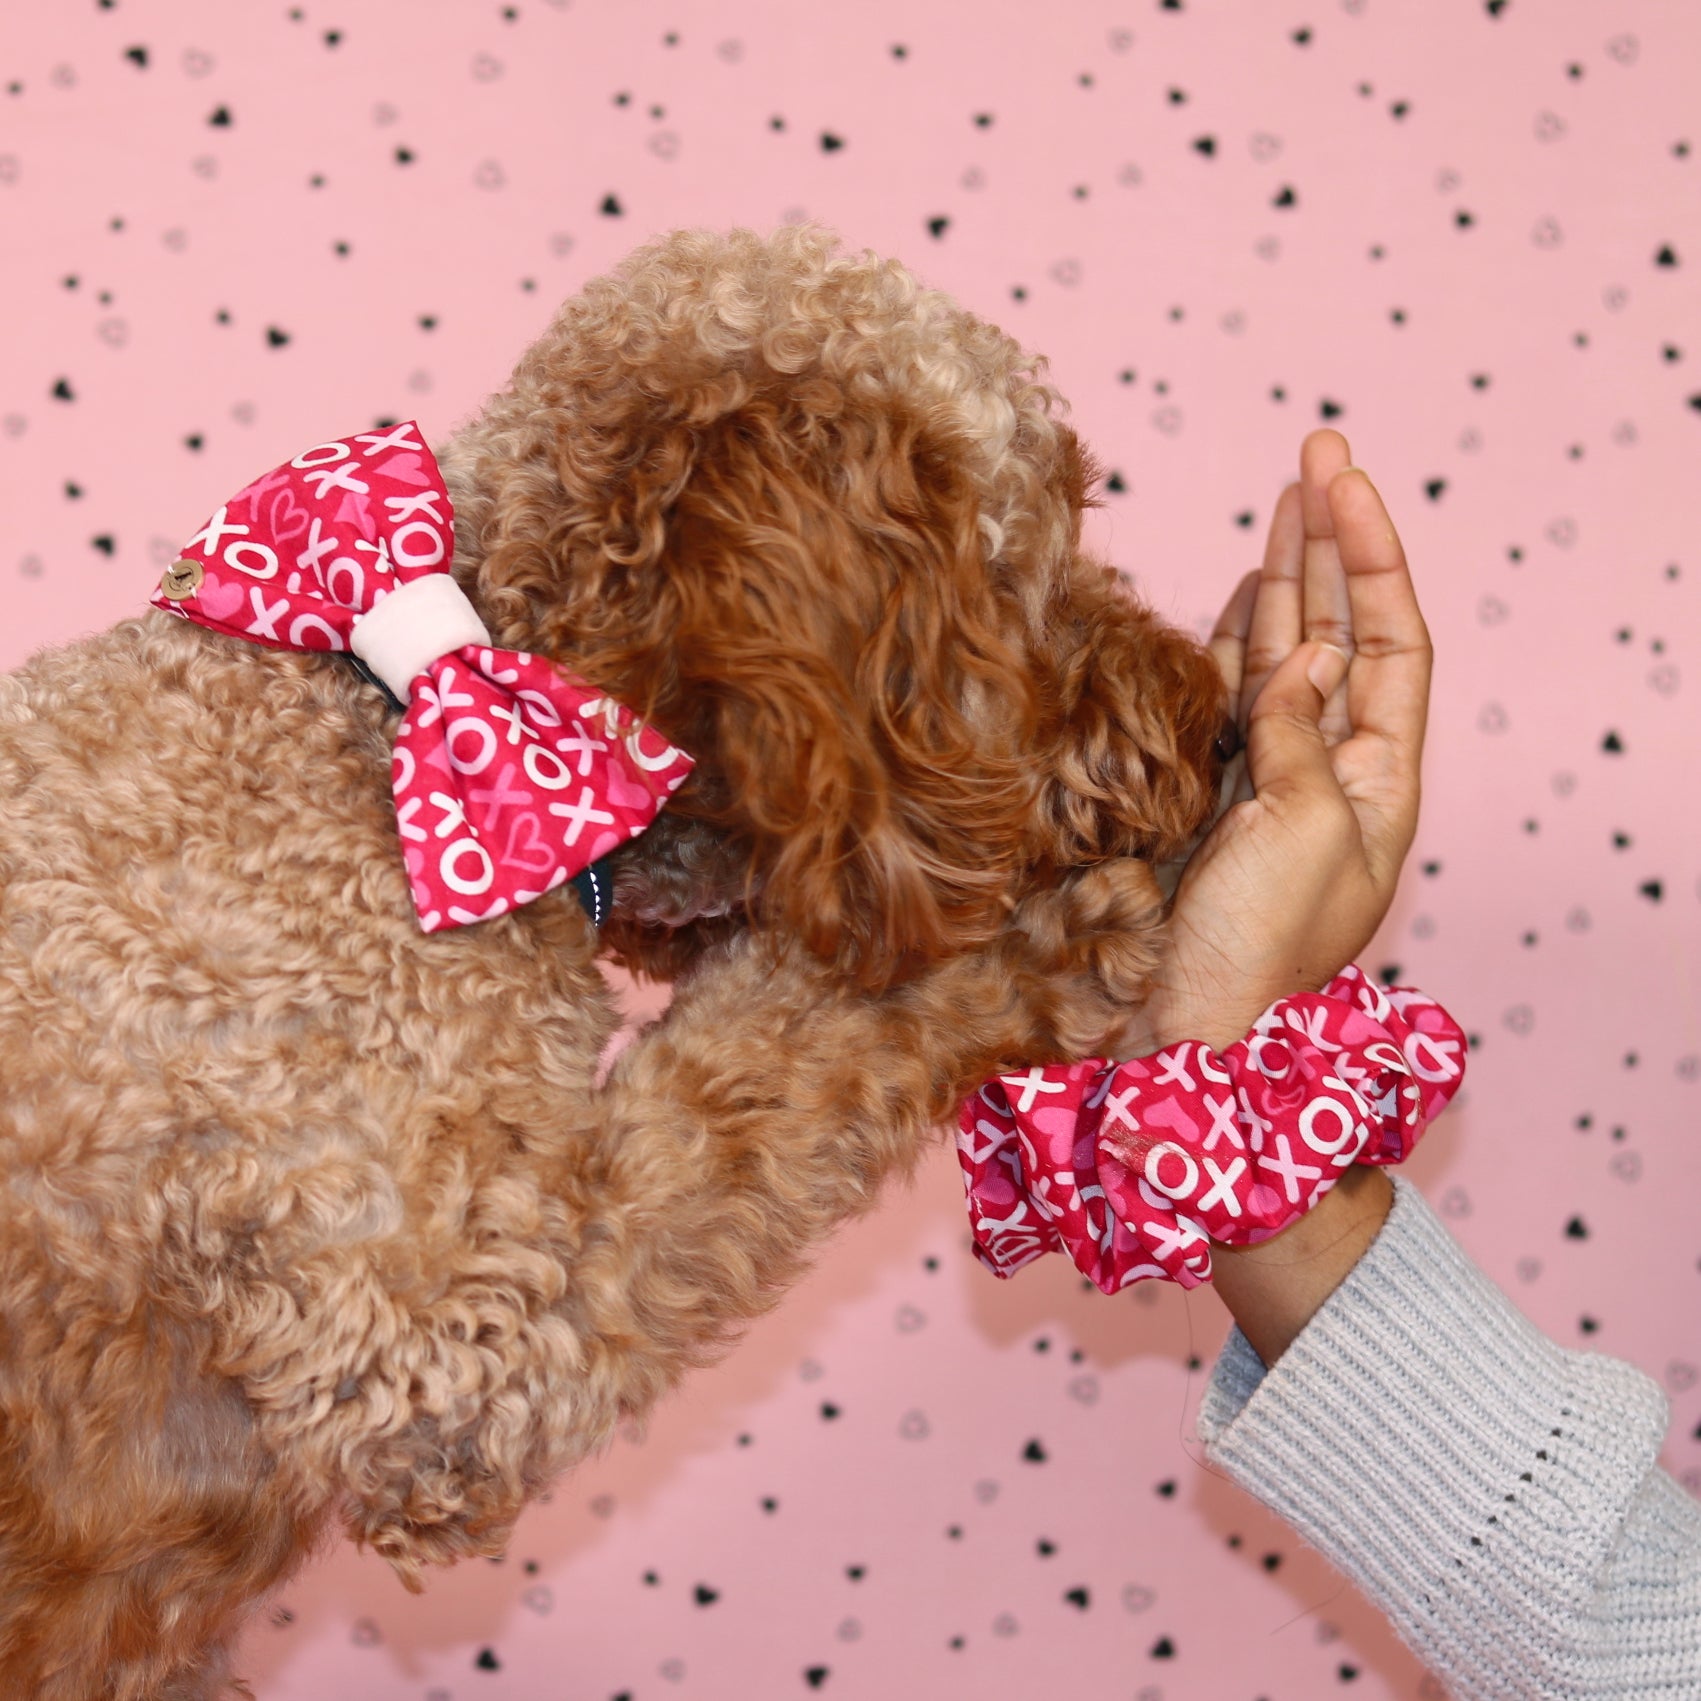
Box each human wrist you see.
[1208,1164,1394,1367]
[1124,980,1315,1057]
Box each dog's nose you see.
[1212,716,1243,764]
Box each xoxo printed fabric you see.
[150,424,692,931]
[958,965,1466,1291]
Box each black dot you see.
[804,1668,830,1690]
[1425,478,1447,501]
[90,535,115,556]
[51,377,75,402]
[395,146,414,164]
[1155,1478,1176,1497]
[819,132,845,152]
[123,45,148,68]
[643,1570,659,1584]
[923,1255,939,1271]
[265,326,291,348]
[1192,134,1216,156]
[973,112,994,127]
[1036,1538,1056,1556]
[1106,471,1128,494]
[1580,1315,1599,1333]
[207,104,232,126]
[891,43,908,58]
[1023,1438,1047,1463]
[927,215,950,238]
[1262,1552,1283,1571]
[600,193,623,216]
[1455,209,1475,228]
[761,1496,778,1512]
[1338,1663,1361,1681]
[1320,397,1345,419]
[418,314,437,331]
[768,114,785,130]
[820,1402,840,1420]
[1064,1586,1090,1610]
[1639,879,1665,902]
[1291,27,1312,44]
[1656,244,1680,267]
[1377,963,1402,985]
[1150,1636,1176,1658]
[323,28,341,46]
[183,433,203,451]
[694,1583,719,1606]
[846,1564,865,1580]
[1601,730,1625,753]
[1564,1215,1589,1239]
[1390,100,1409,119]
[474,1648,501,1671]
[1422,860,1442,875]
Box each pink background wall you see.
[3,2,1697,1697]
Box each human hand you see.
[1114,429,1432,1055]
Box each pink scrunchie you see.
[957,965,1467,1291]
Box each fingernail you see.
[1306,642,1351,695]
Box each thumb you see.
[1243,641,1350,799]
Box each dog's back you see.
[0,612,618,1697]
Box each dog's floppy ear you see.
[628,402,1043,992]
[1031,558,1228,868]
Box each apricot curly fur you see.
[0,224,1224,1697]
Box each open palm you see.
[1123,430,1434,1054]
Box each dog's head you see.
[440,226,1227,993]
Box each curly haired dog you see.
[0,225,1227,1697]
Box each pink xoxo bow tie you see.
[150,421,693,932]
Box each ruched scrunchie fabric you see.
[957,965,1467,1291]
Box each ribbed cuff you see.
[1197,1173,1683,1699]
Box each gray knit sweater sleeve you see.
[1195,1172,1701,1699]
